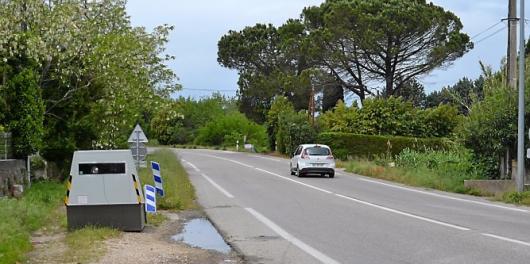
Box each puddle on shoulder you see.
[172,218,231,254]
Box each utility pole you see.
[308,85,316,125]
[503,0,518,179]
[516,0,526,193]
[507,0,518,89]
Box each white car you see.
[290,144,335,178]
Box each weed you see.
[139,149,196,211]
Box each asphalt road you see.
[174,148,530,264]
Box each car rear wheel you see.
[329,172,335,178]
[296,165,303,177]
[290,163,295,175]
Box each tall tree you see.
[396,78,426,108]
[303,0,473,100]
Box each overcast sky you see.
[126,0,525,99]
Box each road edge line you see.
[335,194,470,231]
[244,207,341,264]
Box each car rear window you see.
[306,147,330,156]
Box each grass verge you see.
[63,226,120,263]
[0,181,65,264]
[496,191,530,206]
[139,148,196,210]
[345,159,482,195]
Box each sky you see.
[126,0,526,99]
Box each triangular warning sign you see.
[128,124,148,143]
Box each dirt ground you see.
[26,210,244,264]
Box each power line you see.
[474,26,507,44]
[178,88,237,92]
[471,21,504,40]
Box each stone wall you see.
[0,159,27,197]
[464,180,516,196]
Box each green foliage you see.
[458,69,517,177]
[0,0,179,166]
[318,132,450,160]
[318,100,360,133]
[266,96,295,150]
[148,94,237,145]
[303,0,472,99]
[0,182,65,264]
[3,69,44,158]
[395,147,483,182]
[358,97,421,136]
[319,97,461,138]
[426,76,484,114]
[278,111,317,155]
[422,104,461,137]
[267,96,317,154]
[194,112,268,151]
[345,147,484,195]
[396,78,427,108]
[150,102,185,145]
[502,192,530,205]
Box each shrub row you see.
[318,132,451,160]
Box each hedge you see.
[317,132,451,160]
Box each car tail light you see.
[327,155,334,160]
[301,149,309,159]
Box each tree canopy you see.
[218,0,472,113]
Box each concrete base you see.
[464,180,516,196]
[67,204,145,231]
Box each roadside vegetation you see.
[0,181,125,264]
[139,149,196,211]
[345,148,483,195]
[0,182,64,264]
[2,1,530,262]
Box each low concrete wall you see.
[0,159,27,197]
[464,180,515,196]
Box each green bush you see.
[318,97,461,138]
[395,147,484,189]
[318,132,450,160]
[194,112,268,151]
[345,147,484,194]
[3,69,45,158]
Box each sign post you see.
[128,124,148,168]
[151,161,164,197]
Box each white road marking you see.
[254,168,333,194]
[201,154,255,169]
[182,159,201,172]
[357,177,529,213]
[252,155,285,163]
[245,207,341,264]
[482,233,530,247]
[185,153,479,232]
[201,173,234,198]
[335,194,470,231]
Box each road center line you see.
[201,154,255,168]
[357,177,529,213]
[482,233,530,247]
[191,153,472,231]
[245,207,341,264]
[254,168,333,194]
[201,173,234,198]
[335,194,471,231]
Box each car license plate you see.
[312,163,324,167]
